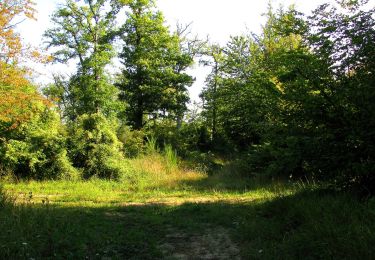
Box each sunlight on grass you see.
[3,154,298,208]
[1,155,374,259]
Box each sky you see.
[18,0,335,103]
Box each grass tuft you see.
[145,136,158,154]
[163,144,178,174]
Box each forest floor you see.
[1,155,375,259]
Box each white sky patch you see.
[18,0,335,102]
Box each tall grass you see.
[145,136,158,154]
[163,144,178,174]
[0,184,13,209]
[129,152,205,191]
[0,186,5,208]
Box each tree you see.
[200,33,281,150]
[0,0,50,131]
[0,1,77,180]
[254,1,375,185]
[117,0,194,129]
[221,0,375,193]
[44,0,130,180]
[200,43,224,143]
[302,0,375,191]
[44,0,121,119]
[0,0,36,63]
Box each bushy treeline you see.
[1,0,193,180]
[1,0,374,195]
[199,2,375,195]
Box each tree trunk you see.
[212,60,218,143]
[134,98,143,130]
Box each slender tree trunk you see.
[133,94,144,129]
[133,11,144,130]
[212,59,218,143]
[177,114,183,129]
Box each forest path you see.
[159,226,241,260]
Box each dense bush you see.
[196,2,375,196]
[117,125,145,157]
[271,3,375,194]
[68,113,129,180]
[146,120,212,157]
[0,108,78,180]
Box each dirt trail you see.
[159,226,241,260]
[120,197,256,207]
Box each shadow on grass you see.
[177,171,290,194]
[1,189,375,259]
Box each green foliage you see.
[183,151,224,175]
[118,125,145,157]
[177,122,212,155]
[117,0,194,129]
[263,2,375,193]
[306,2,375,181]
[3,1,375,257]
[0,108,78,180]
[44,0,122,119]
[68,113,129,180]
[3,0,373,198]
[201,34,280,150]
[198,2,375,195]
[241,141,303,179]
[145,118,212,157]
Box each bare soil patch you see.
[159,226,241,259]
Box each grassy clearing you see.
[4,153,282,206]
[1,155,375,259]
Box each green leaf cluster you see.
[117,0,194,129]
[68,113,129,180]
[199,2,375,194]
[0,107,78,180]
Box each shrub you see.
[118,125,145,157]
[0,109,78,180]
[0,80,77,180]
[68,113,129,180]
[245,139,305,179]
[145,120,209,157]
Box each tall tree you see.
[199,5,306,152]
[44,0,129,180]
[44,0,121,119]
[0,1,76,180]
[200,44,224,143]
[117,0,194,129]
[0,0,36,63]
[0,0,50,130]
[302,0,375,189]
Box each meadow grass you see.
[1,155,375,259]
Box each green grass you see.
[1,156,375,259]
